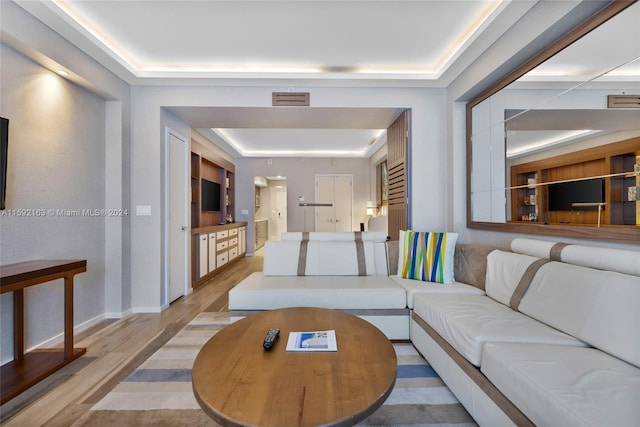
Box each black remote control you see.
[263,328,280,350]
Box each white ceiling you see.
[16,0,511,158]
[166,106,403,157]
[505,109,640,158]
[15,0,636,158]
[522,1,640,82]
[44,0,505,80]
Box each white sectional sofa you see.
[229,232,640,426]
[229,231,483,339]
[411,238,640,426]
[229,231,409,338]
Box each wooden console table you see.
[0,259,87,404]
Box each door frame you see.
[269,182,287,240]
[163,127,191,308]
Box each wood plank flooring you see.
[0,252,263,426]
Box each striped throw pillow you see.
[398,230,458,284]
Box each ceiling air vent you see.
[607,95,640,108]
[272,92,310,107]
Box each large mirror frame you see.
[466,0,640,244]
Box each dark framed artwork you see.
[380,161,388,205]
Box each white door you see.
[333,176,352,231]
[316,176,334,232]
[315,175,353,232]
[269,185,287,240]
[167,130,188,303]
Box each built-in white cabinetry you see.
[239,226,246,254]
[208,233,216,272]
[192,222,247,286]
[198,234,208,279]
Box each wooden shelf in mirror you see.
[510,137,639,228]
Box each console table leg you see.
[64,275,74,360]
[13,289,24,361]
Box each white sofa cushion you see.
[511,238,640,276]
[485,250,543,307]
[228,272,406,310]
[510,238,560,260]
[561,244,640,276]
[412,293,585,367]
[519,261,640,368]
[481,343,640,426]
[367,215,388,234]
[263,240,389,276]
[390,275,484,309]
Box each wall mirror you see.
[467,1,640,243]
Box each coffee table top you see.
[192,307,397,427]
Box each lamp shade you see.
[366,201,375,216]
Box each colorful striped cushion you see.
[398,230,458,284]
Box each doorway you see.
[255,176,288,247]
[165,128,189,305]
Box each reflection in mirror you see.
[468,1,640,242]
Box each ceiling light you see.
[57,70,70,76]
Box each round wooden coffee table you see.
[192,307,397,427]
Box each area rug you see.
[80,312,476,426]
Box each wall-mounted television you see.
[201,178,221,212]
[547,178,604,211]
[0,117,8,211]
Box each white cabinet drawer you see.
[229,228,238,236]
[229,237,238,247]
[217,241,228,251]
[229,247,238,260]
[217,253,228,267]
[216,230,228,239]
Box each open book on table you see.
[286,330,337,352]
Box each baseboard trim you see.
[25,313,106,353]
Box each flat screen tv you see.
[547,178,604,211]
[0,117,8,211]
[201,178,221,212]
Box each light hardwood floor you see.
[0,252,263,426]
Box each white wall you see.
[1,1,131,360]
[0,45,106,362]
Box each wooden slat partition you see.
[386,111,410,240]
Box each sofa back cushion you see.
[263,240,389,276]
[454,244,499,291]
[511,238,640,276]
[281,231,388,242]
[485,250,544,307]
[519,262,640,368]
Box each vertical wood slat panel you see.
[386,111,408,240]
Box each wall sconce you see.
[366,200,376,216]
